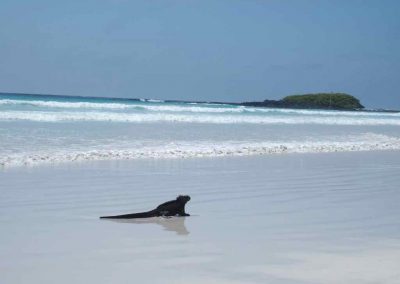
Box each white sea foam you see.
[1,110,400,125]
[0,99,135,110]
[0,99,246,112]
[252,107,400,117]
[2,134,399,167]
[145,99,164,103]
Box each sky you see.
[0,0,399,109]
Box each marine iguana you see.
[100,195,191,219]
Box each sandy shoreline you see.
[1,151,400,283]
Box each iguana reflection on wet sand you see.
[103,216,190,235]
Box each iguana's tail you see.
[100,210,157,219]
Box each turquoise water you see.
[1,93,400,167]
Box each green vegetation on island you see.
[241,93,364,110]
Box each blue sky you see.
[0,0,399,108]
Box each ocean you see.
[1,92,400,167]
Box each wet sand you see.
[1,151,400,283]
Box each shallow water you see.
[1,151,399,283]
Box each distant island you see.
[240,93,364,110]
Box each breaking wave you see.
[2,134,400,167]
[0,110,400,125]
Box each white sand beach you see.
[1,151,400,284]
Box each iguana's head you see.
[177,195,191,203]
